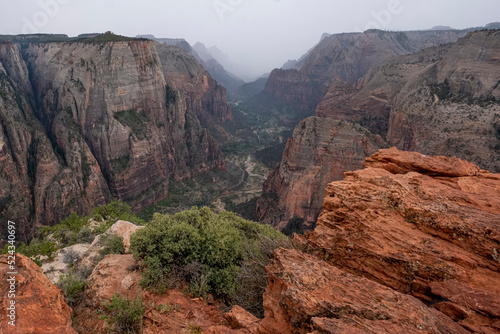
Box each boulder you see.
[0,254,76,333]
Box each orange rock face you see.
[258,248,469,334]
[0,254,76,334]
[302,148,500,332]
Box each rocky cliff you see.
[248,149,500,333]
[0,34,232,243]
[316,29,500,171]
[263,30,466,110]
[296,148,500,333]
[258,248,471,334]
[73,254,237,333]
[192,42,246,96]
[259,29,500,228]
[256,116,386,228]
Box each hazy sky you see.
[0,0,498,80]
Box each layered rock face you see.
[0,42,109,243]
[258,248,470,334]
[263,68,326,110]
[259,29,500,227]
[256,116,386,228]
[0,36,231,242]
[298,148,500,333]
[317,29,500,172]
[237,149,500,333]
[0,254,76,333]
[264,30,466,109]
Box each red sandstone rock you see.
[365,147,481,177]
[257,248,468,334]
[256,116,385,229]
[303,148,500,332]
[0,254,76,334]
[224,305,259,332]
[259,30,500,237]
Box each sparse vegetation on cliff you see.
[113,109,150,141]
[97,233,125,259]
[56,269,86,307]
[3,201,144,265]
[40,200,144,248]
[7,238,58,266]
[103,294,144,334]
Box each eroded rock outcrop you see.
[259,29,500,228]
[258,248,469,334]
[300,148,500,333]
[316,29,500,172]
[6,150,498,333]
[0,254,76,333]
[41,220,144,283]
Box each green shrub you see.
[91,200,145,228]
[104,294,144,334]
[76,226,97,244]
[15,239,58,265]
[186,325,203,334]
[57,269,86,307]
[39,200,144,249]
[156,302,179,313]
[130,207,289,305]
[62,248,81,264]
[98,233,125,259]
[233,231,294,317]
[40,212,90,247]
[4,200,142,270]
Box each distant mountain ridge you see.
[136,34,193,53]
[264,29,469,110]
[192,42,246,96]
[281,32,331,71]
[137,35,245,97]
